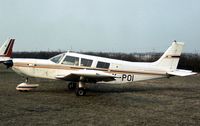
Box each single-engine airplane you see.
[0,39,196,96]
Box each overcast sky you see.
[0,0,200,53]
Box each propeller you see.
[3,60,13,68]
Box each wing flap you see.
[167,69,197,77]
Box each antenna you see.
[70,45,73,51]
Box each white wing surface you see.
[167,69,197,77]
[56,69,116,82]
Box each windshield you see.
[49,53,65,63]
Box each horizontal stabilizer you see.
[0,57,11,63]
[167,69,197,77]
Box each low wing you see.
[167,69,197,77]
[56,69,116,82]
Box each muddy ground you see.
[0,66,199,126]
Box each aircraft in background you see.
[0,39,196,96]
[0,39,14,63]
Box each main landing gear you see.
[68,81,86,96]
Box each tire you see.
[75,88,86,96]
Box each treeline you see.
[13,51,200,72]
[13,51,62,59]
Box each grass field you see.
[0,66,199,126]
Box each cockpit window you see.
[62,56,79,66]
[50,54,65,63]
[81,58,93,67]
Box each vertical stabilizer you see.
[153,42,184,71]
[0,39,15,57]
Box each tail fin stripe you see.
[0,39,15,57]
[4,39,12,54]
[166,56,180,58]
[5,39,14,57]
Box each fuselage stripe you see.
[13,63,166,76]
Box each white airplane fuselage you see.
[11,52,167,84]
